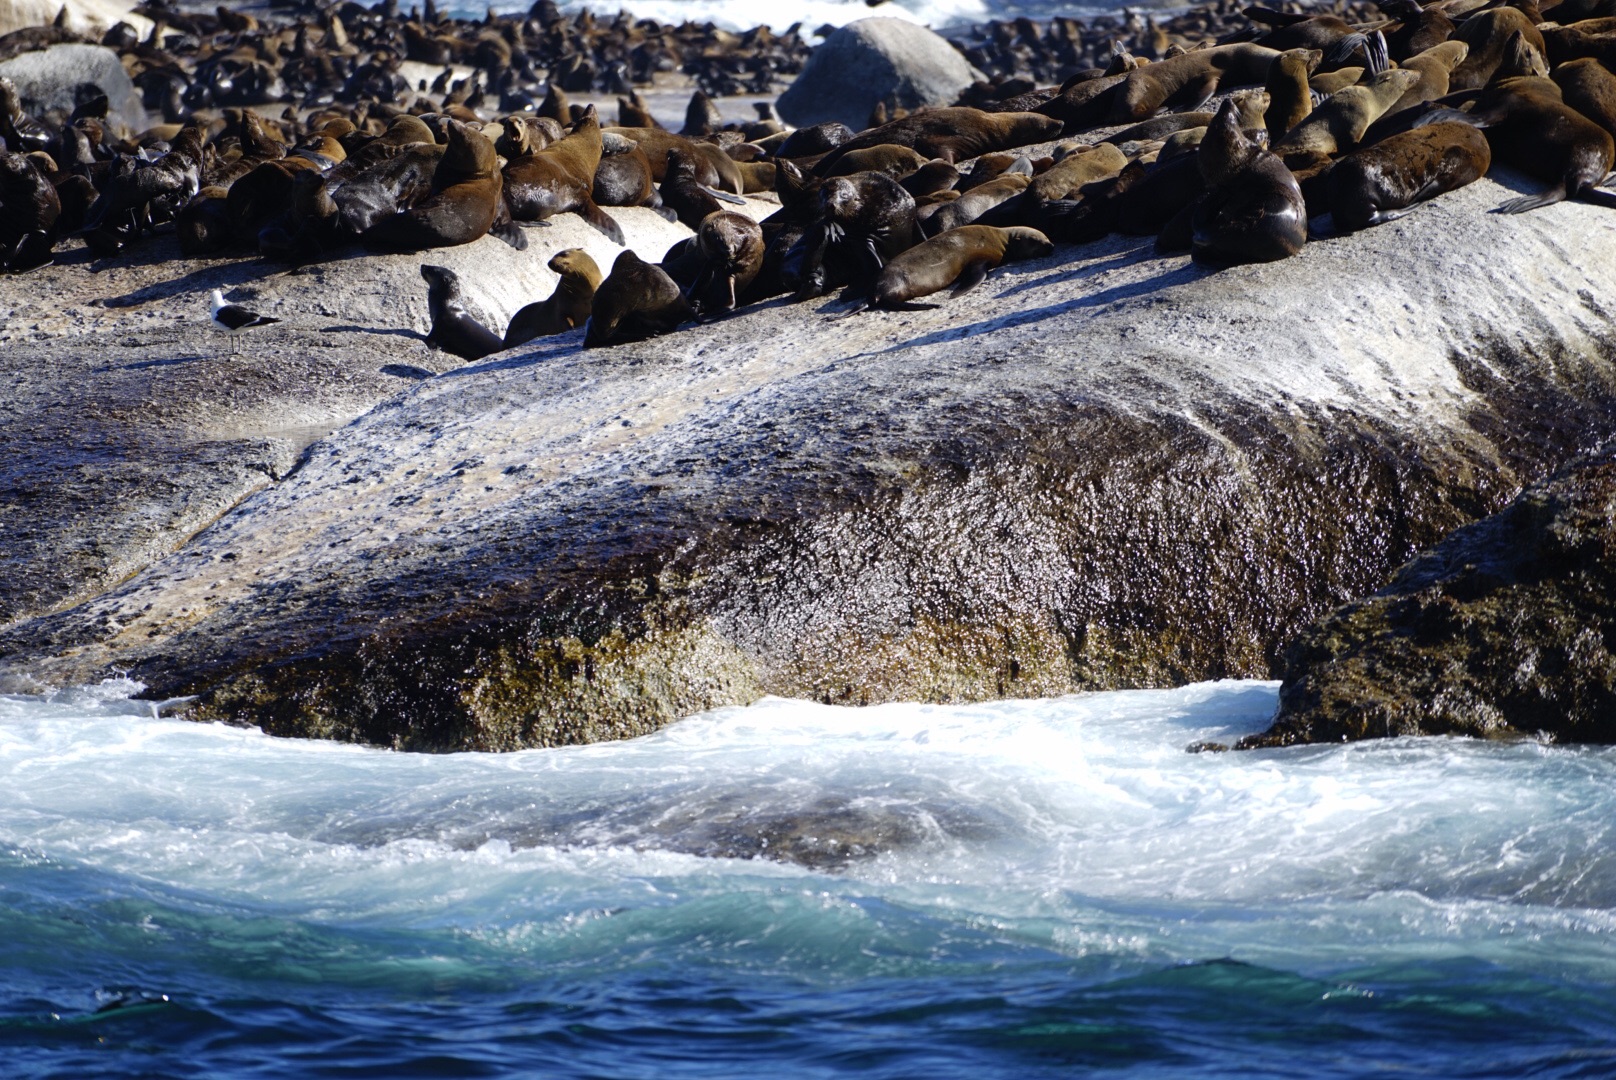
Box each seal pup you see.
[585,249,692,347]
[210,289,278,353]
[870,225,1053,308]
[1187,97,1308,264]
[504,248,602,347]
[1272,68,1423,163]
[363,119,503,251]
[420,264,504,361]
[1327,121,1491,230]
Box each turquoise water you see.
[3,680,1615,1077]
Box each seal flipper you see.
[578,197,626,244]
[1496,182,1568,214]
[950,259,994,297]
[490,218,528,250]
[703,186,748,206]
[1576,186,1616,209]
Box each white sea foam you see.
[3,680,1615,982]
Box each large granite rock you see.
[2,177,1616,750]
[778,18,981,132]
[1241,448,1616,748]
[0,43,145,132]
[0,204,701,631]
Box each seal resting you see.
[811,109,1063,175]
[363,120,502,251]
[1327,121,1491,230]
[871,225,1053,308]
[504,248,603,348]
[1189,96,1308,265]
[504,105,624,243]
[585,249,692,347]
[420,264,504,361]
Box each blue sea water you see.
[3,679,1616,1077]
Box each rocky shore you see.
[4,1,1616,749]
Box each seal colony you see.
[1,0,1614,348]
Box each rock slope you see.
[3,178,1616,749]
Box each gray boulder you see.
[0,43,145,133]
[778,18,981,132]
[4,177,1616,752]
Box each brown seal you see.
[1475,67,1616,212]
[1109,44,1282,122]
[585,249,692,347]
[811,108,1063,175]
[784,170,919,300]
[1189,96,1307,264]
[920,172,1030,235]
[660,144,736,230]
[1447,8,1547,90]
[1265,49,1323,144]
[592,131,657,208]
[690,210,766,316]
[871,224,1053,307]
[824,144,930,179]
[1327,121,1491,230]
[1384,40,1469,117]
[1552,57,1616,142]
[0,150,59,272]
[504,104,623,242]
[363,119,502,251]
[421,264,504,361]
[504,248,603,347]
[1272,68,1423,162]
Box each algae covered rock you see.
[778,18,981,131]
[1243,448,1616,747]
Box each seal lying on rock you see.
[811,108,1063,174]
[421,263,504,361]
[503,104,624,243]
[1328,121,1491,230]
[504,247,602,348]
[869,224,1053,308]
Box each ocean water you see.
[3,678,1615,1077]
[528,0,1165,33]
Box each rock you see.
[2,178,1616,751]
[777,18,982,132]
[0,43,145,133]
[0,0,150,40]
[0,202,711,631]
[1241,448,1616,748]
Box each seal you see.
[660,144,734,230]
[1474,64,1616,212]
[420,264,505,361]
[1447,8,1547,91]
[1552,57,1616,142]
[363,119,503,251]
[690,210,766,316]
[592,131,657,208]
[1189,96,1307,264]
[1265,48,1323,144]
[1327,120,1491,230]
[1272,68,1423,163]
[785,170,919,300]
[585,249,692,347]
[1385,40,1470,115]
[1376,0,1456,62]
[0,150,59,273]
[504,105,624,243]
[505,247,603,347]
[871,224,1053,307]
[812,108,1063,175]
[1109,43,1282,122]
[921,171,1030,235]
[824,144,930,179]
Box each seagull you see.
[209,289,278,352]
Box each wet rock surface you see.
[3,177,1615,749]
[0,206,702,629]
[1243,448,1616,748]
